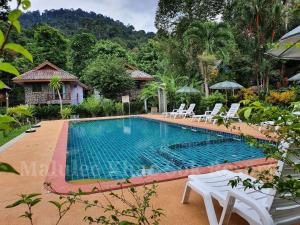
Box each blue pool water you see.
[66,117,265,181]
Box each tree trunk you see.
[199,59,209,97]
[266,73,269,94]
[57,90,63,118]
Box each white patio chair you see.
[210,103,241,124]
[162,103,185,117]
[192,103,223,122]
[172,103,196,119]
[181,158,300,225]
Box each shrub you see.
[7,105,33,124]
[201,91,226,110]
[101,98,114,116]
[31,105,60,120]
[123,100,145,114]
[266,90,296,105]
[114,102,123,115]
[61,107,73,119]
[81,97,101,117]
[236,88,258,102]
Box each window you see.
[32,84,42,92]
[135,81,141,89]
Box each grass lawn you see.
[0,125,31,146]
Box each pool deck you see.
[0,115,275,225]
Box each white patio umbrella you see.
[266,25,300,60]
[288,72,300,81]
[210,81,244,102]
[176,86,201,94]
[210,81,244,90]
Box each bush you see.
[101,98,114,116]
[7,105,33,124]
[201,91,226,111]
[236,88,258,102]
[32,105,60,120]
[81,97,101,117]
[123,100,145,114]
[266,90,296,105]
[114,102,123,115]
[62,107,73,119]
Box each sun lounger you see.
[210,103,241,124]
[172,103,196,119]
[182,159,300,225]
[192,103,223,122]
[162,104,185,117]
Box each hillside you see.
[20,8,155,48]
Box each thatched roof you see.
[126,65,154,81]
[13,61,89,89]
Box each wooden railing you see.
[47,93,71,101]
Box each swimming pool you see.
[66,117,265,181]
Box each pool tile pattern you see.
[66,117,265,181]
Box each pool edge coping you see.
[45,117,276,194]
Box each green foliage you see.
[0,114,17,132]
[49,75,63,118]
[134,39,163,75]
[83,181,164,225]
[31,24,68,68]
[0,162,20,174]
[83,56,134,99]
[61,107,73,119]
[8,180,164,225]
[7,105,32,124]
[201,91,226,109]
[0,0,32,176]
[31,105,60,120]
[0,124,30,146]
[227,101,300,204]
[69,33,97,78]
[6,193,42,225]
[114,102,123,115]
[155,0,226,34]
[90,40,128,60]
[101,98,114,116]
[123,100,145,115]
[81,96,101,117]
[20,9,154,49]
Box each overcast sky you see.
[10,0,158,32]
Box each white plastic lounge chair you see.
[210,103,241,124]
[172,103,196,119]
[192,103,223,122]
[162,103,185,117]
[182,160,300,225]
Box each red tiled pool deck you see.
[0,115,277,225]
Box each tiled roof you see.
[13,61,78,81]
[125,65,154,81]
[13,61,89,89]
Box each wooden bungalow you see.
[12,61,89,105]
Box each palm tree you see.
[49,75,63,118]
[183,21,234,97]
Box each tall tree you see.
[134,39,163,75]
[223,0,286,92]
[69,33,96,78]
[155,0,225,34]
[31,25,68,68]
[90,40,128,61]
[183,21,235,96]
[82,56,134,99]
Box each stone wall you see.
[24,83,72,105]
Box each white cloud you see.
[10,0,158,32]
